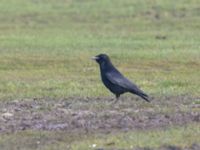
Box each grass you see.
[71,124,200,150]
[0,0,199,149]
[0,124,199,150]
[0,0,199,100]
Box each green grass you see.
[71,124,200,150]
[0,0,199,100]
[0,1,199,149]
[0,124,199,150]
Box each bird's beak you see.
[91,56,98,60]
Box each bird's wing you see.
[106,71,146,94]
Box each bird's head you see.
[92,54,110,65]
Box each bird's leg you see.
[114,94,120,104]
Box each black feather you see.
[93,54,150,102]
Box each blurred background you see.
[0,0,199,99]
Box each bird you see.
[92,54,150,103]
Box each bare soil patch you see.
[0,95,199,133]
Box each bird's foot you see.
[113,98,120,104]
[108,97,115,102]
[108,97,119,105]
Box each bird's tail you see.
[139,93,150,102]
[131,90,150,102]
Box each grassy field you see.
[0,0,199,100]
[0,124,199,150]
[0,0,199,149]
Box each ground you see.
[0,96,199,133]
[0,96,199,149]
[0,0,200,149]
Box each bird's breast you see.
[100,71,126,95]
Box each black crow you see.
[92,54,150,102]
